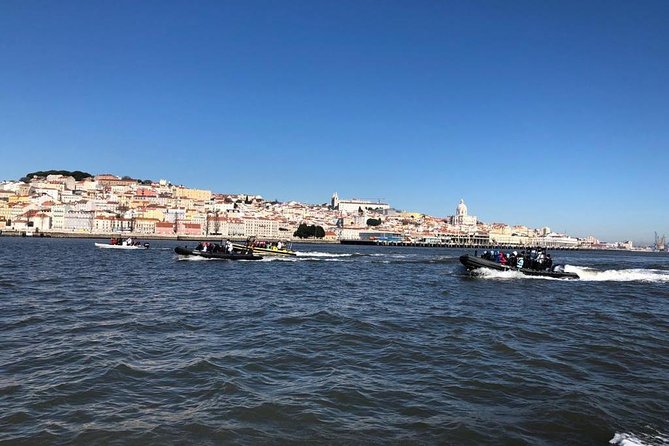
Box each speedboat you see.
[232,242,296,256]
[174,246,262,260]
[232,237,297,256]
[459,254,579,279]
[95,242,149,250]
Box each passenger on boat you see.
[535,249,545,269]
[516,254,525,269]
[498,251,507,265]
[545,254,553,271]
[508,251,518,268]
[525,249,535,270]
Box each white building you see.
[244,218,280,239]
[63,210,94,232]
[331,192,390,214]
[450,199,477,227]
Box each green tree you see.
[22,170,93,182]
[294,223,325,238]
[294,223,310,238]
[366,218,382,226]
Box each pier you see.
[340,239,580,250]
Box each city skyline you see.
[2,1,668,243]
[0,170,659,247]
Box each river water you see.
[1,237,668,445]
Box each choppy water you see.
[1,237,668,445]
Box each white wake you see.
[569,266,669,282]
[610,431,668,446]
[472,266,669,282]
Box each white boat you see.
[95,242,149,250]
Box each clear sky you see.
[1,1,667,244]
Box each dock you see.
[340,239,580,250]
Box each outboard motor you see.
[552,264,565,273]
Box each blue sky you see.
[1,1,667,244]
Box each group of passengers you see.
[253,240,284,250]
[195,240,235,254]
[110,237,141,246]
[481,248,553,271]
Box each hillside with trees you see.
[20,170,93,182]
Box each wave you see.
[295,251,355,257]
[610,431,669,446]
[175,255,211,261]
[259,256,346,263]
[471,268,554,280]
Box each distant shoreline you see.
[0,231,338,244]
[1,230,662,252]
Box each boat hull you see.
[95,243,149,250]
[459,255,579,279]
[232,243,297,256]
[174,247,262,260]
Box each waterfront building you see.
[178,222,201,236]
[533,233,579,249]
[14,210,51,233]
[227,218,246,238]
[93,215,115,233]
[204,214,228,236]
[244,218,280,239]
[489,232,529,247]
[339,227,369,240]
[155,221,175,236]
[63,210,94,232]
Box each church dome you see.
[456,199,467,216]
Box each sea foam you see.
[568,267,669,282]
[472,266,669,282]
[610,431,669,446]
